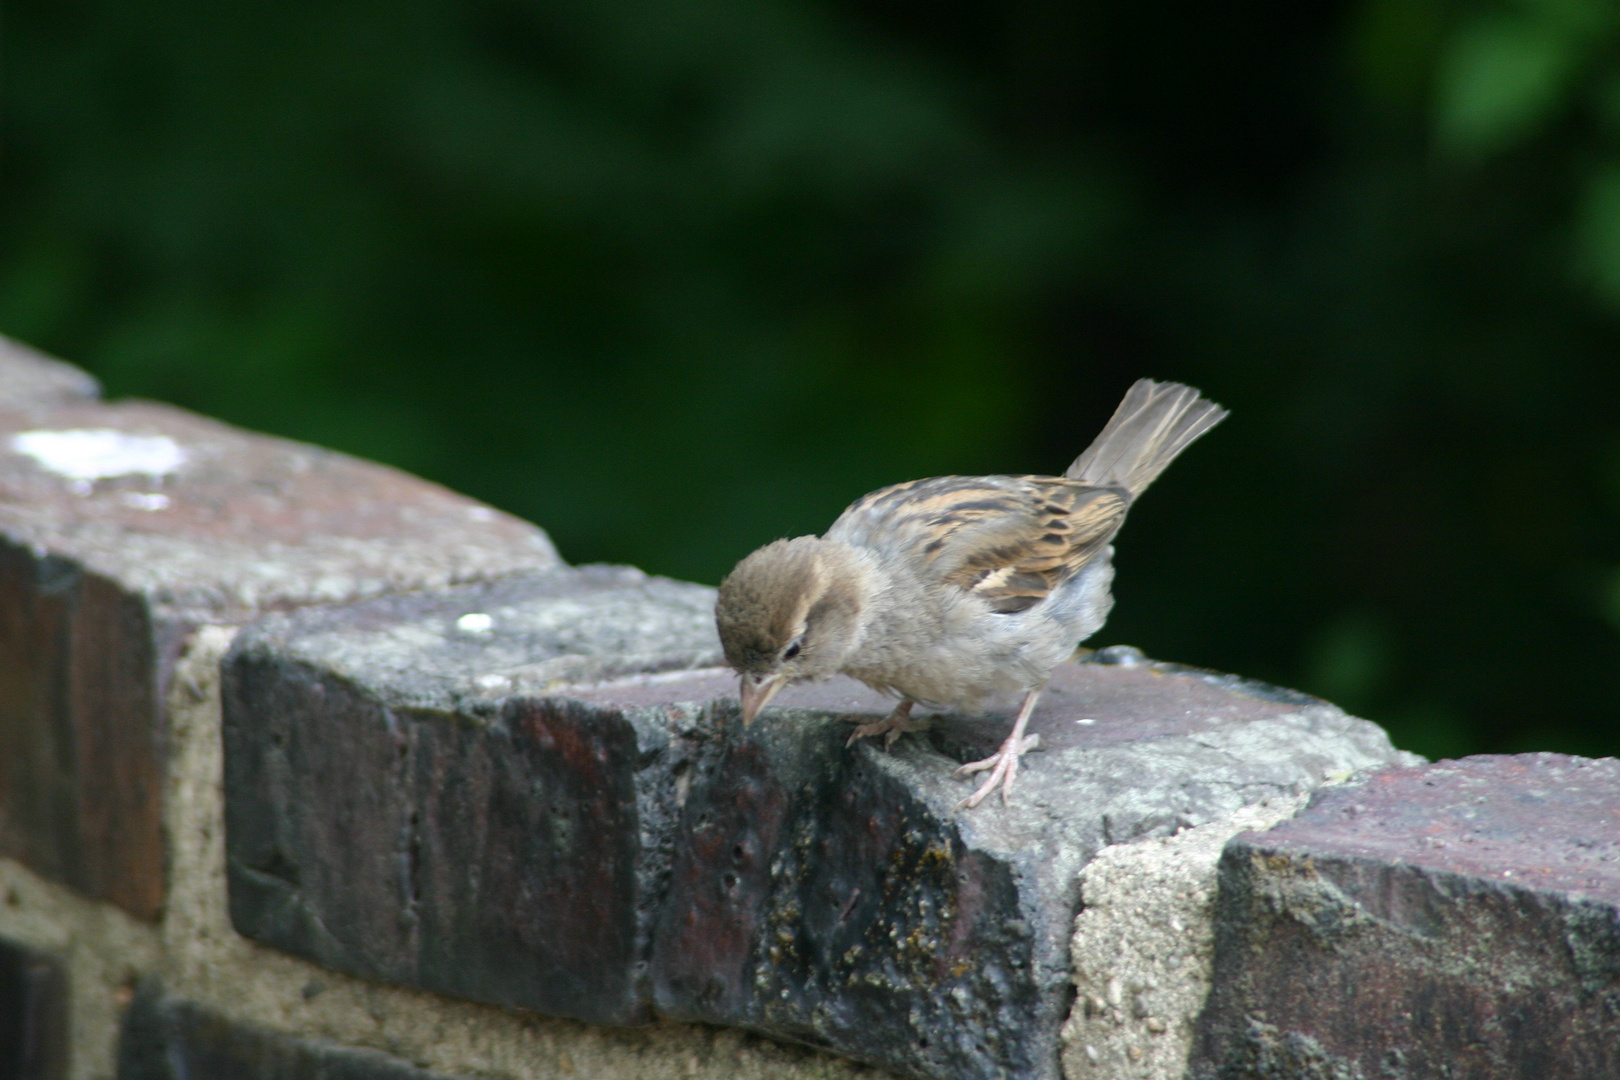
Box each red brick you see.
[0,345,559,920]
[1192,753,1620,1080]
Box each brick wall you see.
[0,336,1614,1080]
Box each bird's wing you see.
[828,475,1129,614]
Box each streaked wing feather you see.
[829,475,1129,613]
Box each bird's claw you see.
[953,733,1041,810]
[846,713,932,749]
[952,733,1040,775]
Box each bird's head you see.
[715,536,866,724]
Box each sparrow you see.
[714,379,1227,809]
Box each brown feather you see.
[827,474,1129,614]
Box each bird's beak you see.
[739,674,788,725]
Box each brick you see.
[118,981,464,1080]
[0,347,559,921]
[0,335,100,406]
[0,936,68,1080]
[1190,753,1620,1080]
[650,652,1406,1080]
[221,568,1408,1077]
[222,565,725,1025]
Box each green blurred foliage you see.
[5,0,1620,759]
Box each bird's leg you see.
[954,687,1044,809]
[846,699,932,749]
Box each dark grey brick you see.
[651,654,1409,1080]
[0,937,68,1080]
[1191,753,1620,1080]
[118,982,463,1080]
[0,373,558,920]
[222,565,726,1026]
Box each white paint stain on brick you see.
[119,492,172,511]
[11,429,187,484]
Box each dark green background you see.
[6,0,1620,760]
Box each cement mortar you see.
[1059,796,1312,1080]
[160,625,895,1080]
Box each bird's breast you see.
[841,604,1052,710]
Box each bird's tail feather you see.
[1064,379,1227,496]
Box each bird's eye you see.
[783,640,802,661]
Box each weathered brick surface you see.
[119,982,465,1080]
[222,565,725,1026]
[222,565,1409,1078]
[0,335,100,405]
[651,652,1407,1080]
[0,936,68,1080]
[0,347,559,920]
[1190,753,1620,1080]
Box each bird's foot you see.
[953,732,1042,809]
[846,702,930,749]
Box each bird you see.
[714,379,1227,809]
